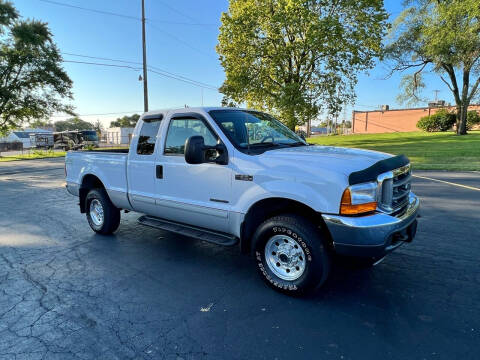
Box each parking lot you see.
[0,158,479,360]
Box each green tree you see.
[54,117,93,132]
[216,0,388,130]
[0,1,73,135]
[385,0,480,135]
[110,114,140,128]
[28,119,54,129]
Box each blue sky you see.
[13,0,452,127]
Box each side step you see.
[138,215,238,246]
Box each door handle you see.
[156,165,163,179]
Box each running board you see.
[137,215,238,246]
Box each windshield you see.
[81,131,98,141]
[209,110,306,151]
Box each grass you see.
[0,150,66,162]
[307,131,480,171]
[0,146,130,162]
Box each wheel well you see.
[79,174,105,213]
[240,198,333,254]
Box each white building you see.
[103,127,134,145]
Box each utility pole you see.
[141,0,149,112]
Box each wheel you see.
[252,214,331,295]
[85,188,121,234]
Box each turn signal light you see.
[340,188,377,215]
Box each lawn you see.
[307,131,480,171]
[0,150,66,162]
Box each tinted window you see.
[137,119,162,155]
[164,118,217,155]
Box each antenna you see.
[433,89,440,101]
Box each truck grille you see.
[378,164,411,216]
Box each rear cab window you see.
[137,115,163,155]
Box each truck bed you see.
[66,150,130,209]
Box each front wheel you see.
[85,188,121,234]
[252,214,331,295]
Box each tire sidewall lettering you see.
[255,224,312,291]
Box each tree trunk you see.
[456,103,468,135]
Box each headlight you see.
[340,182,378,215]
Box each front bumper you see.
[322,192,419,258]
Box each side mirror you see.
[185,135,229,165]
[184,135,205,164]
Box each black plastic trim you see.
[348,155,409,185]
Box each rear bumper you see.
[322,192,419,258]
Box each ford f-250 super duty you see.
[66,107,419,294]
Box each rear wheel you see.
[85,188,120,234]
[252,214,331,295]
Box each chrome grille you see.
[377,164,411,215]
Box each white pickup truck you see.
[66,107,419,294]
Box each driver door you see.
[155,114,232,233]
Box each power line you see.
[36,0,217,26]
[155,0,203,24]
[63,60,141,71]
[148,23,217,59]
[37,0,140,21]
[63,57,219,90]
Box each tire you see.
[252,214,331,295]
[85,188,121,235]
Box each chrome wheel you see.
[89,199,104,226]
[265,234,307,281]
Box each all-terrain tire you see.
[252,214,331,295]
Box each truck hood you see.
[261,145,392,178]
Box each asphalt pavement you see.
[0,158,479,360]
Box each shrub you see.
[467,110,480,130]
[417,109,456,132]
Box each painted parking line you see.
[412,174,480,191]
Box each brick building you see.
[352,104,480,134]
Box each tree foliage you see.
[417,109,456,132]
[467,110,480,130]
[385,0,480,135]
[110,114,140,128]
[0,1,73,135]
[54,117,93,132]
[216,0,388,129]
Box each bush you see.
[417,109,456,132]
[467,110,480,130]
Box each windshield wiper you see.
[277,141,307,147]
[245,142,280,148]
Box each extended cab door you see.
[155,112,232,233]
[127,114,163,215]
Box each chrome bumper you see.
[322,192,420,258]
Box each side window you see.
[136,119,162,155]
[164,118,217,155]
